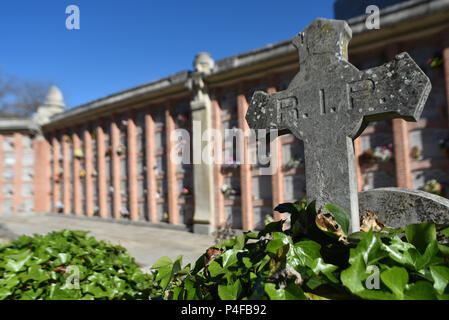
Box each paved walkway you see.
[0,212,215,270]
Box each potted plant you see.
[79,169,86,179]
[221,184,240,199]
[117,144,126,156]
[411,146,421,160]
[120,207,130,218]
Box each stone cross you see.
[246,18,431,233]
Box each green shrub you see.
[0,230,161,300]
[150,201,449,300]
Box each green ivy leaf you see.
[264,282,306,300]
[208,261,224,278]
[292,240,321,268]
[429,266,449,295]
[325,204,349,236]
[405,223,437,254]
[349,229,387,266]
[404,281,438,300]
[380,267,408,299]
[151,256,173,269]
[218,279,242,300]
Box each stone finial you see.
[193,52,214,75]
[32,86,66,126]
[44,86,65,109]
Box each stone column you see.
[111,118,121,219]
[186,52,216,234]
[62,134,71,214]
[165,103,179,225]
[52,135,60,212]
[354,138,364,192]
[237,87,254,231]
[267,85,286,221]
[443,31,449,126]
[145,113,157,222]
[211,95,225,229]
[387,45,413,189]
[97,124,108,218]
[127,114,139,221]
[84,127,94,216]
[73,131,82,215]
[34,136,51,213]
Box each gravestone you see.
[359,187,449,228]
[246,18,431,232]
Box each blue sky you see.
[0,0,335,109]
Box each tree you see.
[0,71,52,118]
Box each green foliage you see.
[0,230,159,300]
[149,201,449,300]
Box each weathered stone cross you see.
[246,18,431,233]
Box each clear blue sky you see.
[0,0,335,109]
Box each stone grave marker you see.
[246,18,431,232]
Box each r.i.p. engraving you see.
[246,18,431,232]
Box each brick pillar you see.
[127,115,139,221]
[12,134,23,213]
[52,135,60,212]
[97,124,108,218]
[165,104,179,225]
[387,45,413,189]
[84,128,94,216]
[34,136,51,212]
[145,112,157,222]
[354,138,364,192]
[237,89,254,231]
[111,118,121,219]
[73,131,82,215]
[0,136,3,213]
[62,134,71,214]
[211,96,225,228]
[267,86,286,221]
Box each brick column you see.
[267,86,286,221]
[84,128,94,216]
[12,134,23,213]
[97,124,108,218]
[0,136,3,213]
[73,131,82,215]
[145,112,157,222]
[165,104,179,225]
[62,134,71,214]
[212,96,226,228]
[354,138,364,192]
[111,118,121,219]
[127,115,139,221]
[52,135,60,212]
[237,89,254,231]
[34,136,51,213]
[387,45,413,189]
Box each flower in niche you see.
[79,169,86,178]
[180,187,190,196]
[411,146,421,160]
[424,179,443,196]
[120,207,130,217]
[74,149,84,158]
